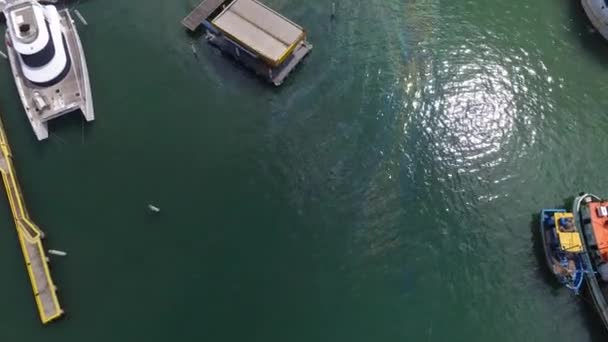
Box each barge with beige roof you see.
[182,0,312,86]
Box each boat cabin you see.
[6,2,70,87]
[554,212,584,252]
[582,201,608,261]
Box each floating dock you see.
[182,0,312,86]
[0,116,62,324]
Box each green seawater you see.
[0,0,608,340]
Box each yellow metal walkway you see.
[0,117,63,324]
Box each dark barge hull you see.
[204,25,311,86]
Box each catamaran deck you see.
[6,8,93,140]
[0,115,62,323]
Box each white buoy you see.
[0,50,6,60]
[48,249,67,256]
[331,2,336,19]
[148,204,161,213]
[74,9,88,26]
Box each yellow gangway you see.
[0,117,63,324]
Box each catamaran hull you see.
[582,0,608,41]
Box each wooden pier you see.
[182,0,226,31]
[0,117,62,324]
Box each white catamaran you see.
[0,0,93,140]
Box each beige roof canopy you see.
[212,0,305,66]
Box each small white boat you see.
[0,0,94,141]
[582,0,608,40]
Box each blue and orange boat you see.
[539,209,586,294]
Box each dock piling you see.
[148,204,161,213]
[73,9,88,26]
[191,43,198,58]
[48,249,67,257]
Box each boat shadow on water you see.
[579,295,608,342]
[45,109,93,143]
[530,197,608,341]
